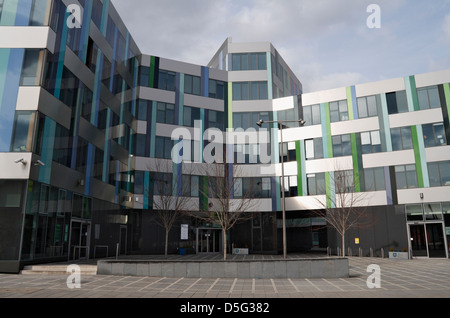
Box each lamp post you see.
[256,118,306,259]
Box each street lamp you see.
[256,118,306,259]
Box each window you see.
[152,173,172,196]
[406,204,423,221]
[332,134,352,157]
[395,165,418,189]
[424,203,443,220]
[417,86,441,110]
[207,110,224,130]
[364,168,386,191]
[232,82,268,100]
[137,100,149,121]
[208,79,225,99]
[428,161,450,187]
[183,106,200,127]
[233,111,269,130]
[139,66,150,87]
[10,111,36,152]
[334,170,355,193]
[329,100,349,122]
[184,74,201,95]
[361,131,382,154]
[20,49,43,86]
[357,95,379,118]
[387,91,408,114]
[182,175,199,197]
[423,123,446,147]
[307,173,326,195]
[232,53,267,71]
[155,136,173,159]
[234,177,271,198]
[53,123,72,167]
[156,102,175,125]
[391,127,413,151]
[135,134,147,157]
[305,138,323,160]
[158,70,176,91]
[303,105,321,126]
[30,0,51,26]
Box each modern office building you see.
[0,0,449,273]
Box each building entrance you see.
[408,222,448,258]
[69,220,91,260]
[196,228,222,253]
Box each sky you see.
[111,0,450,93]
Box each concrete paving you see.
[0,255,449,299]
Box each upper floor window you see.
[158,70,176,91]
[232,82,268,101]
[329,100,349,122]
[209,79,225,100]
[387,90,408,115]
[303,104,321,126]
[232,53,267,71]
[184,74,201,96]
[357,95,379,118]
[391,127,413,151]
[423,123,447,147]
[361,131,382,154]
[417,86,441,110]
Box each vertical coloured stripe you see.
[379,93,393,152]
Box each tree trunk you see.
[165,229,169,259]
[341,233,345,257]
[223,230,227,261]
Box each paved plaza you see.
[0,255,449,299]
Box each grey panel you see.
[38,88,72,129]
[78,117,106,151]
[159,57,202,76]
[139,87,175,104]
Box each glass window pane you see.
[11,111,35,152]
[21,49,41,86]
[406,204,423,221]
[424,203,442,220]
[418,89,429,110]
[367,96,378,117]
[303,106,312,126]
[232,83,241,100]
[357,98,368,118]
[396,91,409,113]
[439,162,450,186]
[428,87,440,109]
[402,127,413,150]
[191,175,199,197]
[375,167,386,191]
[305,139,314,159]
[258,53,267,70]
[428,163,441,187]
[259,82,268,100]
[434,124,446,145]
[193,76,201,95]
[312,105,321,125]
[185,75,192,94]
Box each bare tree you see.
[187,163,258,260]
[313,169,372,257]
[149,160,193,258]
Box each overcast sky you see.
[111,0,450,93]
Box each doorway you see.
[196,228,222,253]
[408,222,447,258]
[70,220,91,260]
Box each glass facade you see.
[1,0,450,272]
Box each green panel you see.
[411,125,425,188]
[322,102,333,158]
[379,93,393,152]
[351,133,361,192]
[296,140,304,196]
[325,172,335,209]
[444,83,450,126]
[346,86,355,120]
[149,56,156,88]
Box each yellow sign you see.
[355,238,360,244]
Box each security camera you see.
[33,160,45,167]
[14,158,27,165]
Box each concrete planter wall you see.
[97,258,349,279]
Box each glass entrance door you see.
[70,221,91,260]
[426,223,446,258]
[197,228,221,253]
[410,224,427,257]
[409,223,447,258]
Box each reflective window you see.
[423,123,446,147]
[208,79,225,100]
[332,134,352,157]
[184,74,201,96]
[424,203,443,220]
[330,100,349,122]
[387,91,408,114]
[406,204,423,221]
[155,136,173,159]
[10,111,36,152]
[395,165,417,189]
[417,86,441,110]
[232,82,268,100]
[20,49,43,86]
[305,138,323,160]
[303,104,321,126]
[232,53,267,71]
[361,131,382,154]
[391,127,413,151]
[158,70,176,91]
[428,161,450,187]
[156,102,175,125]
[307,173,326,195]
[357,95,379,118]
[364,168,386,191]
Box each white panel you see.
[389,108,443,128]
[0,27,50,49]
[355,77,405,97]
[286,196,326,211]
[272,96,295,112]
[281,125,322,142]
[362,150,415,168]
[232,100,273,112]
[415,69,450,88]
[336,191,387,208]
[136,121,147,135]
[301,87,347,106]
[305,157,353,174]
[184,94,224,111]
[16,87,41,111]
[228,70,267,82]
[426,146,450,163]
[0,153,32,179]
[397,187,450,205]
[331,117,379,135]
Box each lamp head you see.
[256,119,264,127]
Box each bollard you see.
[116,243,119,260]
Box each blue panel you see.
[15,0,33,26]
[84,143,95,196]
[0,48,24,152]
[38,117,56,184]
